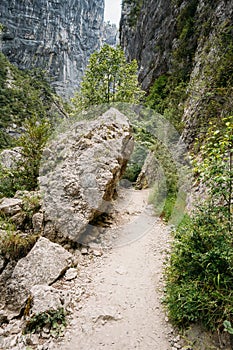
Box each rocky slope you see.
[0,108,133,345]
[120,0,233,145]
[0,0,104,97]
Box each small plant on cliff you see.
[71,44,145,113]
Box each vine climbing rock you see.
[40,108,134,244]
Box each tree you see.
[71,44,145,112]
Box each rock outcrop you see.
[120,0,233,144]
[4,237,73,316]
[0,0,104,96]
[120,0,176,91]
[101,22,118,47]
[40,108,133,244]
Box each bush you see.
[23,308,67,337]
[0,223,38,260]
[164,116,233,332]
[0,116,51,198]
[165,209,233,330]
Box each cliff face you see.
[120,0,233,144]
[102,22,118,47]
[0,0,104,96]
[120,0,176,91]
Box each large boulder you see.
[4,237,73,316]
[135,151,159,189]
[40,108,133,243]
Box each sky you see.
[104,0,122,25]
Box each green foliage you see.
[165,209,233,330]
[0,164,19,198]
[123,144,147,183]
[223,320,233,335]
[71,45,145,113]
[24,308,67,337]
[122,0,143,27]
[16,116,51,191]
[0,116,51,197]
[132,117,181,222]
[146,75,187,131]
[0,53,60,149]
[0,218,38,260]
[194,116,233,231]
[164,117,233,332]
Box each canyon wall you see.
[120,0,233,144]
[0,0,105,96]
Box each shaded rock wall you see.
[120,0,233,144]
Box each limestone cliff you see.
[0,0,104,97]
[120,0,233,145]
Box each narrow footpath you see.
[54,188,174,350]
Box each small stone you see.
[92,249,103,257]
[65,268,78,281]
[81,247,88,255]
[0,256,5,270]
[0,198,23,215]
[41,331,50,339]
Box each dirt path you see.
[54,188,174,350]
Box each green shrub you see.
[164,116,233,332]
[123,144,147,183]
[165,209,233,330]
[0,116,51,198]
[23,308,67,337]
[0,228,38,260]
[0,53,59,149]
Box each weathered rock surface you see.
[120,0,176,91]
[120,0,233,144]
[136,151,159,189]
[101,22,118,47]
[40,108,133,244]
[0,0,104,96]
[64,268,78,281]
[4,237,73,316]
[29,285,70,316]
[0,198,23,216]
[0,147,22,169]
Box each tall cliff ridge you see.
[120,0,233,144]
[0,0,104,97]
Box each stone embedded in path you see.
[40,108,133,244]
[5,237,73,316]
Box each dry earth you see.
[52,188,177,350]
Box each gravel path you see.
[54,188,175,350]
